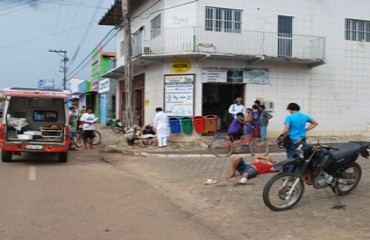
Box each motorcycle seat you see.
[329,142,362,160]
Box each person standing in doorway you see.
[228,98,245,119]
[283,103,318,158]
[153,107,170,148]
[259,105,273,141]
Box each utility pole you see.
[121,0,134,129]
[49,49,68,90]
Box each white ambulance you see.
[0,88,71,162]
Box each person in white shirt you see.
[228,98,245,119]
[153,107,169,148]
[80,108,96,149]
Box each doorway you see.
[202,83,245,131]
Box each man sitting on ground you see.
[226,155,278,184]
[140,124,157,147]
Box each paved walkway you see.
[96,126,370,239]
[97,125,370,157]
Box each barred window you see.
[150,14,161,39]
[345,19,370,42]
[205,7,242,33]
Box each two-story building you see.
[99,0,370,137]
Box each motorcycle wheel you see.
[334,162,362,196]
[263,172,305,211]
[111,125,123,133]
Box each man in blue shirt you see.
[283,103,318,158]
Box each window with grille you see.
[205,7,242,33]
[150,14,161,39]
[345,19,370,42]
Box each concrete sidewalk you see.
[97,125,370,157]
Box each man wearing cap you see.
[283,103,318,158]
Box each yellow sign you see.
[144,98,150,107]
[170,59,192,73]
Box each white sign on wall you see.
[201,66,269,84]
[164,75,194,116]
[99,78,110,93]
[201,69,227,83]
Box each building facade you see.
[100,0,370,137]
[91,46,117,125]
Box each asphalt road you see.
[2,146,370,240]
[0,150,237,240]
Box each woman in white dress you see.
[153,107,170,148]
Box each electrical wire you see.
[0,22,91,50]
[70,0,104,64]
[67,0,200,78]
[67,27,118,77]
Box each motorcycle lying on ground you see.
[263,139,369,211]
[106,114,125,133]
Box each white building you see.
[99,0,370,137]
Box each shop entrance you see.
[202,83,245,131]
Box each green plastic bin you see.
[181,117,193,134]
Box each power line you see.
[67,0,200,78]
[0,22,91,50]
[67,27,117,77]
[70,0,104,64]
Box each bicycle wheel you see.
[92,130,101,145]
[75,133,83,148]
[249,137,269,156]
[210,137,234,157]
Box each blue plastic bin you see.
[169,117,181,133]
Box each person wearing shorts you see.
[226,155,278,184]
[80,108,96,149]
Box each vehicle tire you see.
[58,152,68,163]
[263,172,305,211]
[249,137,269,156]
[335,162,362,196]
[1,150,13,162]
[92,130,101,145]
[210,137,234,157]
[111,125,123,133]
[76,133,83,148]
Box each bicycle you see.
[75,129,101,148]
[210,133,269,157]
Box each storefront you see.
[98,78,117,126]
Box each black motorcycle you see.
[263,139,369,211]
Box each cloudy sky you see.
[0,0,116,90]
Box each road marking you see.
[29,167,36,181]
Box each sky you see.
[0,0,116,90]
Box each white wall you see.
[117,0,370,136]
